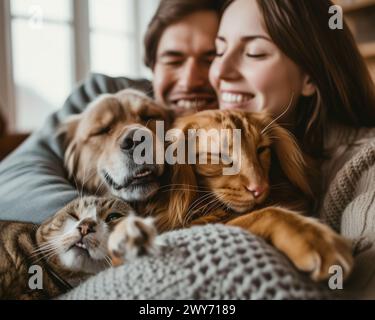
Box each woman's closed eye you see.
[246,53,267,59]
[244,40,271,59]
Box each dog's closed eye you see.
[140,114,160,122]
[91,125,113,136]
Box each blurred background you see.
[0,0,374,160]
[0,0,159,135]
[335,0,375,80]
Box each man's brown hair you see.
[144,0,224,70]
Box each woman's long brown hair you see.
[223,0,375,158]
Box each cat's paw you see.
[279,219,354,282]
[107,215,157,266]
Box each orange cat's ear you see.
[268,124,314,198]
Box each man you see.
[0,0,223,222]
[145,0,219,115]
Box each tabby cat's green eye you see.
[105,212,123,223]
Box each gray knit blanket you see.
[60,225,331,300]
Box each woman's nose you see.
[212,51,241,82]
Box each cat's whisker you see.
[200,196,222,215]
[161,188,208,193]
[187,194,217,218]
[30,243,64,263]
[80,162,89,198]
[158,184,211,191]
[185,192,216,224]
[185,192,214,217]
[80,166,97,196]
[185,197,214,221]
[70,173,82,199]
[33,233,77,255]
[261,92,294,135]
[94,178,107,196]
[187,191,215,211]
[33,239,65,253]
[187,195,224,225]
[33,239,69,254]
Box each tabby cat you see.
[0,196,156,300]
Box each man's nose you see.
[78,219,97,236]
[178,59,207,90]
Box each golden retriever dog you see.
[167,110,353,282]
[61,89,172,202]
[60,89,195,231]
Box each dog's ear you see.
[165,163,197,230]
[268,125,314,198]
[57,114,81,146]
[57,114,82,178]
[157,116,198,231]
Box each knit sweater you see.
[320,124,375,299]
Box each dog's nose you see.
[120,128,147,153]
[78,219,96,236]
[246,184,267,198]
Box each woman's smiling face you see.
[209,0,316,121]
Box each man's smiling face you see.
[152,10,219,116]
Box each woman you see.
[210,0,375,156]
[209,0,375,298]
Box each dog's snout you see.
[120,128,147,153]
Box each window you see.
[89,0,138,77]
[10,0,74,132]
[0,0,159,132]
